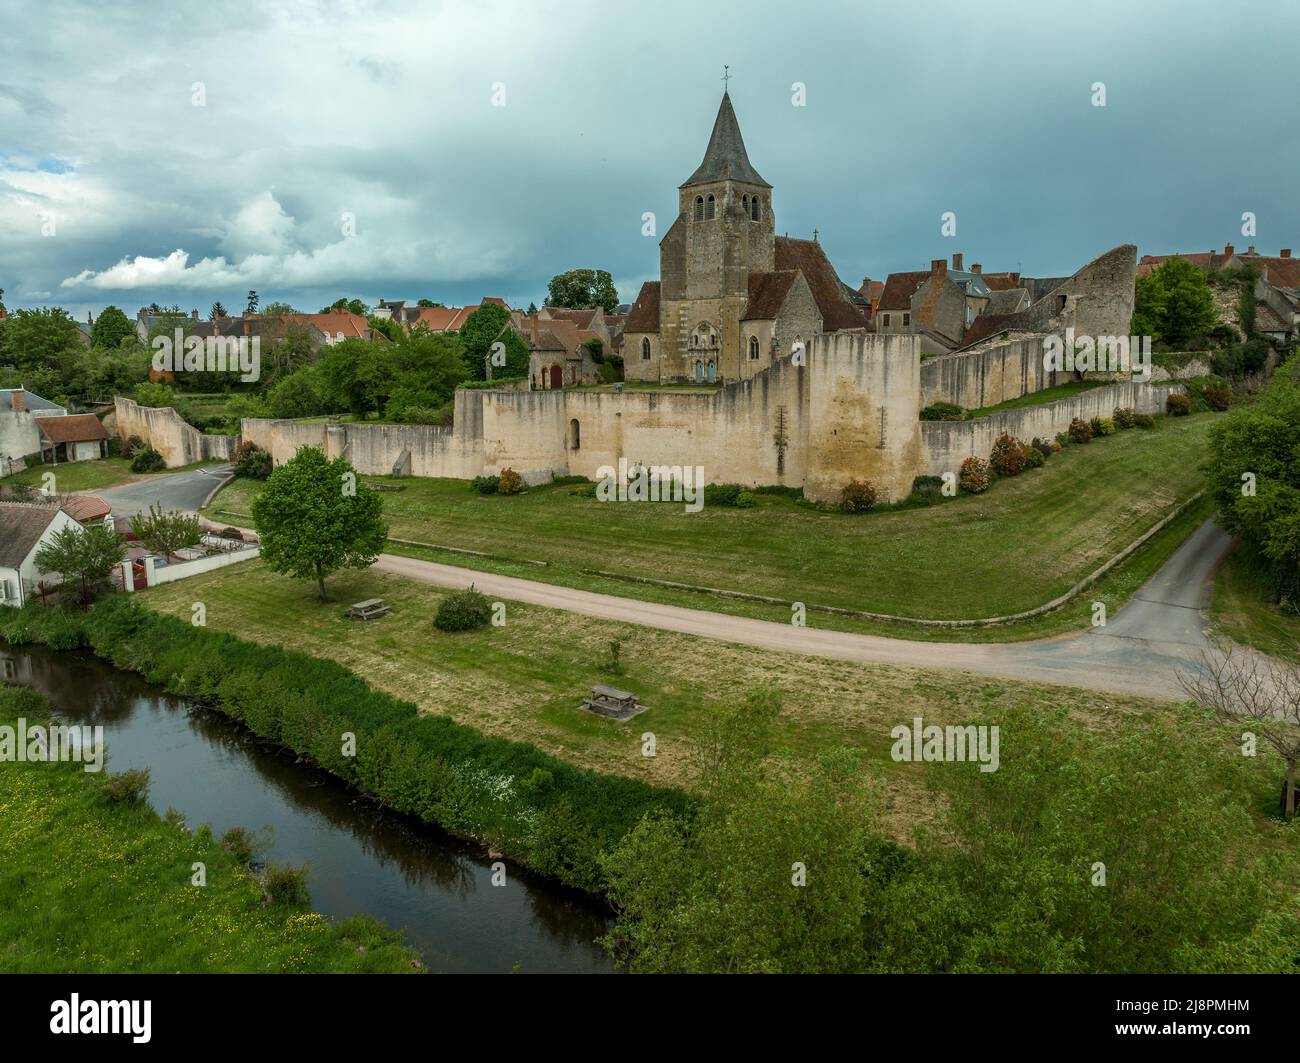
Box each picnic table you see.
[348,598,392,621]
[582,684,648,721]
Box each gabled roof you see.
[61,494,111,524]
[542,307,598,328]
[1245,255,1300,289]
[960,312,1019,348]
[985,288,1029,314]
[773,237,864,331]
[742,270,799,321]
[877,271,930,311]
[38,414,109,444]
[978,272,1022,291]
[0,388,63,413]
[0,503,60,568]
[681,92,770,189]
[625,282,661,333]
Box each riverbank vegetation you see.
[0,683,422,973]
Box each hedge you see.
[0,599,693,894]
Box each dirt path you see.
[374,519,1237,701]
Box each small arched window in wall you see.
[694,196,704,221]
[750,197,760,221]
[742,194,749,214]
[748,335,759,360]
[705,194,716,220]
[1058,293,1068,312]
[569,418,580,450]
[641,337,651,361]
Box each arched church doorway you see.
[694,360,704,382]
[707,360,717,382]
[549,364,562,389]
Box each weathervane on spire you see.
[721,65,731,91]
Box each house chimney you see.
[971,263,982,274]
[1281,249,1292,258]
[1010,272,1020,285]
[243,321,251,336]
[1248,245,1257,254]
[191,309,198,320]
[1224,243,1234,256]
[87,312,94,326]
[951,252,963,271]
[930,258,946,276]
[11,389,25,412]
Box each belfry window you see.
[694,196,704,221]
[705,194,716,220]
[750,197,760,221]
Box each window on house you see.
[749,335,759,359]
[903,313,910,327]
[694,196,704,221]
[705,194,716,219]
[641,337,651,360]
[883,313,891,327]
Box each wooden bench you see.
[582,684,648,721]
[348,598,392,621]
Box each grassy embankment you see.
[208,412,1218,642]
[1211,544,1300,663]
[0,684,421,973]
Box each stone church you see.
[624,92,866,385]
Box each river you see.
[0,644,615,973]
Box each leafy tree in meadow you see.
[545,268,618,313]
[251,446,388,599]
[128,503,201,561]
[1131,256,1217,348]
[89,305,134,350]
[317,339,395,417]
[35,521,125,606]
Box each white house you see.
[0,388,67,472]
[0,502,83,607]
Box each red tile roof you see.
[37,414,110,444]
[877,271,929,311]
[625,282,661,333]
[61,494,111,524]
[742,270,799,320]
[773,237,864,331]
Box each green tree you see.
[263,301,296,316]
[210,301,227,320]
[545,268,618,313]
[250,446,388,599]
[34,521,124,606]
[134,380,175,408]
[90,305,134,350]
[1132,256,1217,348]
[416,298,441,308]
[0,307,85,397]
[128,503,201,561]
[322,297,369,316]
[266,366,327,419]
[317,339,395,417]
[382,331,467,420]
[1207,355,1300,606]
[246,290,259,315]
[457,302,511,380]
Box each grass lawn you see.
[0,685,421,973]
[210,413,1217,630]
[2,456,220,494]
[966,379,1108,418]
[1211,543,1300,663]
[141,561,1168,835]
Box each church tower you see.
[658,91,775,382]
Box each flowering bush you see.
[1068,417,1094,444]
[840,478,877,513]
[959,456,991,494]
[989,433,1029,476]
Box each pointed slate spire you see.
[681,92,770,189]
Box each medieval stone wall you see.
[920,338,1058,410]
[113,397,236,467]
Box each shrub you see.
[959,456,990,494]
[1133,412,1156,428]
[130,446,166,473]
[840,478,877,513]
[101,768,151,805]
[909,475,946,502]
[124,435,145,456]
[600,639,624,676]
[434,585,492,632]
[704,483,755,507]
[920,401,967,422]
[234,441,272,480]
[263,863,311,908]
[1113,407,1136,429]
[989,433,1029,476]
[1068,417,1094,444]
[1203,382,1231,411]
[1093,417,1117,437]
[471,474,500,495]
[1054,432,1070,448]
[1167,393,1191,416]
[1031,437,1054,460]
[734,490,756,508]
[221,826,265,866]
[497,467,525,495]
[1025,446,1045,470]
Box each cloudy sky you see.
[1,0,1297,322]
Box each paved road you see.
[96,465,232,518]
[374,519,1238,701]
